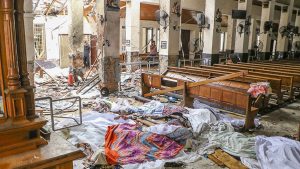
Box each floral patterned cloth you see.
[247,82,271,98]
[105,123,183,165]
[162,104,188,116]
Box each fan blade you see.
[155,10,161,22]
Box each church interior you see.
[0,0,300,168]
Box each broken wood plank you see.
[144,71,248,97]
[35,61,60,85]
[211,149,248,169]
[208,154,225,168]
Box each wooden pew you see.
[238,62,300,72]
[213,64,295,100]
[181,66,283,103]
[266,59,300,63]
[256,60,300,66]
[245,62,300,68]
[219,63,300,88]
[141,73,258,129]
[166,67,272,108]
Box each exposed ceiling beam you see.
[44,0,57,15]
[33,0,41,12]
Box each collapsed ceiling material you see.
[33,0,300,17]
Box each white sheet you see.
[184,108,217,134]
[145,124,180,135]
[255,136,300,169]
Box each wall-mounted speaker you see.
[232,10,247,19]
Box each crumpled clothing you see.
[93,99,113,112]
[247,82,271,98]
[183,108,217,134]
[122,151,202,169]
[208,131,256,158]
[110,99,187,117]
[166,127,193,145]
[111,99,164,115]
[135,101,165,115]
[240,157,261,169]
[255,136,300,169]
[146,124,193,145]
[193,99,261,128]
[196,122,256,158]
[110,99,146,114]
[146,124,180,135]
[105,123,183,165]
[162,104,188,116]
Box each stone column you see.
[248,18,257,59]
[293,10,300,58]
[125,0,140,72]
[202,0,222,65]
[276,0,294,59]
[15,0,36,119]
[226,15,236,54]
[159,0,181,73]
[68,0,84,53]
[260,0,275,60]
[234,0,253,62]
[96,0,120,92]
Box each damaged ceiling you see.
[32,0,300,16]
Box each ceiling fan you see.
[155,9,169,32]
[237,16,252,36]
[191,11,210,32]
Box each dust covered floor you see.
[183,99,300,169]
[255,99,300,137]
[34,61,300,169]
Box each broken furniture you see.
[180,64,294,104]
[76,74,110,96]
[141,71,260,129]
[167,66,272,109]
[35,96,83,131]
[208,149,248,169]
[213,63,299,99]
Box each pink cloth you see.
[247,82,270,98]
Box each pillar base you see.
[276,51,289,59]
[261,52,272,60]
[295,51,300,58]
[202,53,220,66]
[126,52,139,72]
[248,49,255,57]
[159,55,179,74]
[233,53,248,63]
[226,50,234,54]
[99,57,120,93]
